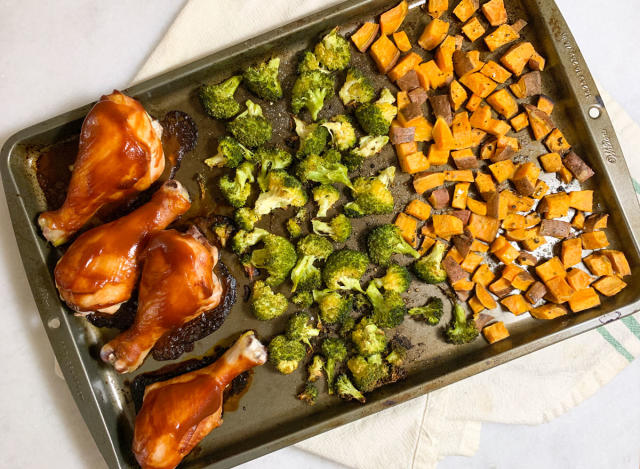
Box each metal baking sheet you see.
[2,0,640,468]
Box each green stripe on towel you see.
[621,316,640,341]
[598,328,634,362]
[633,177,640,194]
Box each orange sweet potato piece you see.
[418,18,450,51]
[433,214,465,237]
[561,238,582,269]
[388,52,423,82]
[472,264,496,287]
[510,112,529,132]
[475,172,497,200]
[485,119,511,137]
[471,239,489,252]
[444,169,475,182]
[584,253,614,277]
[501,42,536,76]
[452,148,477,169]
[433,116,455,150]
[460,73,498,98]
[467,197,487,215]
[393,31,412,52]
[467,213,501,242]
[465,93,483,112]
[568,288,601,313]
[380,1,409,35]
[471,128,488,147]
[521,229,546,251]
[568,190,593,212]
[545,128,571,154]
[449,80,468,111]
[566,268,593,291]
[405,199,432,221]
[399,151,430,174]
[539,192,570,219]
[395,140,418,158]
[461,251,483,273]
[469,295,485,315]
[501,294,531,315]
[428,0,449,19]
[584,213,609,233]
[494,243,520,264]
[601,250,631,277]
[417,60,452,89]
[489,277,513,298]
[530,303,568,320]
[539,152,562,172]
[490,235,508,254]
[538,95,555,115]
[482,321,510,343]
[435,36,457,73]
[558,165,573,184]
[476,283,498,309]
[412,117,434,142]
[593,276,627,297]
[487,191,509,219]
[413,171,445,194]
[536,257,566,282]
[512,162,540,197]
[427,145,450,165]
[470,105,492,130]
[544,276,575,303]
[453,0,479,22]
[351,22,380,53]
[580,231,610,250]
[446,246,465,264]
[529,51,546,71]
[485,24,520,51]
[480,61,512,84]
[451,111,473,149]
[452,182,471,209]
[461,16,486,42]
[532,180,549,199]
[525,104,554,140]
[370,34,401,73]
[511,271,535,291]
[482,0,507,26]
[486,89,518,119]
[502,213,525,230]
[395,212,419,247]
[419,234,437,255]
[488,159,516,183]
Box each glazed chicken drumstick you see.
[54,180,191,315]
[132,331,267,469]
[38,91,165,246]
[101,227,223,373]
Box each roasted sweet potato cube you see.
[409,87,428,105]
[557,165,573,184]
[480,61,512,85]
[581,231,609,250]
[494,243,520,264]
[393,31,412,52]
[525,213,541,228]
[488,159,516,183]
[470,105,492,130]
[512,162,540,197]
[568,288,601,313]
[560,238,582,269]
[461,251,483,273]
[490,235,508,253]
[446,245,465,264]
[453,0,480,22]
[528,51,546,71]
[503,264,525,281]
[405,199,432,221]
[475,172,497,200]
[451,182,470,209]
[452,149,477,169]
[539,152,562,173]
[467,197,487,215]
[485,24,520,51]
[389,52,423,82]
[601,250,631,277]
[472,264,496,287]
[370,35,401,73]
[487,191,509,219]
[453,50,485,77]
[399,151,430,174]
[429,187,450,209]
[482,0,507,26]
[537,95,555,115]
[545,128,571,154]
[475,283,498,309]
[584,213,609,233]
[397,70,422,92]
[544,276,575,304]
[512,271,535,291]
[452,279,475,292]
[530,303,567,320]
[427,145,449,165]
[427,0,449,18]
[418,18,450,51]
[500,42,535,76]
[568,190,593,212]
[525,104,554,140]
[413,171,445,194]
[485,119,511,137]
[380,0,409,35]
[433,116,455,150]
[564,151,594,183]
[566,268,593,291]
[501,294,531,315]
[510,113,529,132]
[486,89,518,119]
[539,219,571,239]
[460,72,497,98]
[453,232,474,258]
[395,212,419,247]
[451,112,473,149]
[351,22,380,53]
[531,180,549,199]
[449,80,468,111]
[471,239,489,252]
[501,214,525,231]
[461,16,486,42]
[433,214,465,237]
[521,230,546,251]
[466,93,483,112]
[525,281,547,304]
[395,140,419,158]
[419,234,437,254]
[583,253,614,277]
[489,277,513,298]
[593,276,627,297]
[536,257,566,282]
[538,192,570,219]
[469,295,485,315]
[467,213,501,242]
[435,36,457,73]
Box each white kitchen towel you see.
[134,1,640,467]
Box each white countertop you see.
[0,1,638,468]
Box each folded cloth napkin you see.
[134,1,640,467]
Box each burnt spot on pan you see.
[160,110,198,179]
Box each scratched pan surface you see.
[2,0,640,468]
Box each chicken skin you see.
[38,91,165,246]
[100,227,223,373]
[54,180,191,315]
[132,331,267,469]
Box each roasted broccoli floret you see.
[204,135,253,169]
[286,218,303,239]
[313,289,353,324]
[231,227,269,255]
[218,161,255,208]
[253,146,293,190]
[250,233,297,287]
[291,71,335,121]
[412,241,447,284]
[294,117,330,158]
[354,88,398,136]
[234,207,260,231]
[313,184,340,218]
[228,100,272,148]
[446,303,479,345]
[374,265,411,293]
[291,290,314,308]
[408,297,444,325]
[296,154,353,188]
[322,115,357,151]
[347,353,389,393]
[253,170,308,216]
[286,311,321,347]
[291,234,333,292]
[339,68,375,106]
[352,317,387,356]
[307,355,325,382]
[335,374,366,403]
[367,224,420,267]
[340,316,356,337]
[323,148,342,163]
[344,167,395,217]
[314,27,351,71]
[243,57,282,101]
[321,338,348,393]
[298,51,325,74]
[365,281,406,329]
[199,75,242,119]
[209,216,235,248]
[343,135,390,171]
[297,383,319,405]
[385,342,408,367]
[322,249,369,292]
[251,280,288,320]
[312,213,352,243]
[269,335,306,374]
